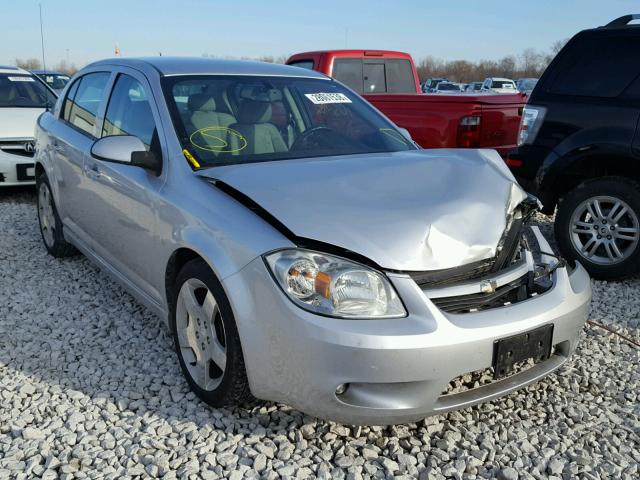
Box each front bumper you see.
[0,148,36,186]
[223,242,591,425]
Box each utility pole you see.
[39,3,46,71]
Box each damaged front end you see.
[415,194,565,315]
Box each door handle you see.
[86,163,101,179]
[52,141,64,152]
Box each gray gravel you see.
[0,188,638,480]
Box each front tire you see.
[555,177,640,279]
[170,258,253,407]
[36,173,77,258]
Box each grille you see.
[0,140,35,158]
[409,256,497,288]
[430,275,530,314]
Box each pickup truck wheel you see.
[170,259,253,407]
[36,174,77,258]
[555,177,640,279]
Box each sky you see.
[0,0,637,68]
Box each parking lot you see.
[0,188,637,479]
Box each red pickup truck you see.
[286,50,525,157]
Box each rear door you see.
[49,70,112,237]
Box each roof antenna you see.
[39,3,47,71]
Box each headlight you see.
[264,249,406,319]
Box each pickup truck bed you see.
[365,92,524,157]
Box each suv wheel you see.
[555,177,640,279]
[36,173,77,258]
[170,259,253,407]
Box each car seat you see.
[227,99,288,155]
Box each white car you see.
[0,66,57,186]
[481,77,518,94]
[433,81,464,93]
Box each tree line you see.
[14,58,79,75]
[415,40,567,83]
[15,40,567,82]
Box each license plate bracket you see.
[493,324,553,379]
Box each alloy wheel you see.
[38,181,56,248]
[175,278,227,391]
[569,195,640,265]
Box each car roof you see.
[85,57,329,79]
[0,65,29,75]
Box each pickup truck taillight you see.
[517,106,546,146]
[457,115,481,148]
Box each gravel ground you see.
[0,188,638,480]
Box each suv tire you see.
[555,177,640,279]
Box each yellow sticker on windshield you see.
[182,148,200,168]
[190,126,247,153]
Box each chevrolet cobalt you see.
[34,58,591,424]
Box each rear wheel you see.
[36,173,76,258]
[170,259,253,407]
[555,177,640,279]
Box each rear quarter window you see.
[543,34,640,98]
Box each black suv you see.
[508,14,640,279]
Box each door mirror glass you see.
[91,135,160,174]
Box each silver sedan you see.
[34,57,591,425]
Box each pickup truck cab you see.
[287,50,525,157]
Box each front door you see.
[81,70,167,305]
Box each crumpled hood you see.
[198,149,528,271]
[0,108,44,139]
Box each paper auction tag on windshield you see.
[8,76,35,82]
[304,92,352,104]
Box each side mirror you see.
[397,127,413,142]
[91,135,161,175]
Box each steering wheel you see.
[290,126,362,153]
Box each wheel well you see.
[552,155,640,203]
[35,162,45,179]
[165,248,203,304]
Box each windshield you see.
[0,74,57,108]
[491,80,515,89]
[437,83,460,91]
[40,73,70,90]
[164,75,415,168]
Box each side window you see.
[102,74,158,152]
[545,35,640,98]
[62,79,80,122]
[289,60,314,70]
[66,72,110,135]
[332,58,363,94]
